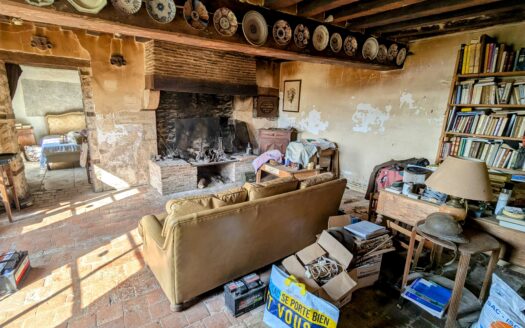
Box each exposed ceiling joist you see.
[264,0,303,10]
[373,0,525,34]
[389,11,525,41]
[298,0,359,17]
[331,0,425,24]
[346,0,504,29]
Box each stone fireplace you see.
[149,91,255,195]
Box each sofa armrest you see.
[138,214,165,249]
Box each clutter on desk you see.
[401,278,452,318]
[251,149,283,172]
[224,273,267,317]
[282,138,339,176]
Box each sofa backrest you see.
[167,178,347,302]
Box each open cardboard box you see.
[328,214,395,291]
[282,231,357,308]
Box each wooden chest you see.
[258,128,297,154]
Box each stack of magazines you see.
[401,278,452,318]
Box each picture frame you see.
[254,96,279,118]
[283,80,301,113]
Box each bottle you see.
[246,143,252,155]
[495,183,513,215]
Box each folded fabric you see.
[285,141,318,168]
[252,149,282,172]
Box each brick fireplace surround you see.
[149,155,255,195]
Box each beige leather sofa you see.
[138,173,347,310]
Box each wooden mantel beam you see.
[0,0,400,70]
[331,0,426,24]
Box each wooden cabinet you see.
[257,128,297,154]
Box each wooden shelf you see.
[450,103,525,109]
[445,132,523,141]
[457,71,525,79]
[488,166,525,175]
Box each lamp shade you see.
[426,156,493,201]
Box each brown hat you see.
[417,213,469,244]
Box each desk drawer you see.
[376,191,438,226]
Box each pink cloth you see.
[252,150,282,172]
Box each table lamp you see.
[425,156,493,221]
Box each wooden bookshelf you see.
[457,71,525,79]
[436,44,525,176]
[445,132,523,141]
[450,104,525,109]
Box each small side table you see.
[403,226,501,328]
[0,154,21,223]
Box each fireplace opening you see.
[149,91,256,194]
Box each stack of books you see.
[401,278,452,318]
[344,221,394,265]
[458,34,525,74]
[496,214,525,233]
[489,173,511,198]
[447,110,525,137]
[345,221,388,240]
[441,137,523,170]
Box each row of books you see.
[454,78,525,105]
[458,34,525,74]
[447,110,525,138]
[441,137,525,170]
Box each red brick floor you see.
[0,184,268,328]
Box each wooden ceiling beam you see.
[331,0,426,24]
[388,11,525,40]
[346,0,504,29]
[264,0,304,10]
[298,0,360,17]
[372,0,525,34]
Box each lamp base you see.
[439,197,467,221]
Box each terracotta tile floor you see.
[0,180,271,328]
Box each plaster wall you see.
[278,22,525,192]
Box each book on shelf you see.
[458,34,525,74]
[441,137,524,171]
[454,79,525,105]
[447,110,525,138]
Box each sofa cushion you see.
[299,172,335,189]
[214,187,248,206]
[243,177,299,201]
[165,195,223,213]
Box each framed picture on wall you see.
[283,80,301,113]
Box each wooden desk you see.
[377,190,525,267]
[256,164,319,183]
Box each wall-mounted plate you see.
[242,11,268,46]
[362,37,379,60]
[387,44,398,62]
[396,48,407,66]
[330,33,342,53]
[183,0,209,30]
[146,0,176,24]
[213,7,238,37]
[312,25,329,51]
[377,44,388,63]
[344,36,358,56]
[294,24,310,49]
[67,0,107,14]
[273,20,292,46]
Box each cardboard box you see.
[282,231,357,307]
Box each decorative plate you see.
[362,37,379,60]
[111,0,141,15]
[396,47,407,66]
[377,45,388,63]
[343,35,358,56]
[183,0,209,30]
[146,0,176,24]
[67,0,107,14]
[272,20,292,46]
[242,11,268,46]
[330,33,342,53]
[213,7,238,37]
[294,24,310,49]
[312,25,329,51]
[25,0,54,7]
[387,44,398,62]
